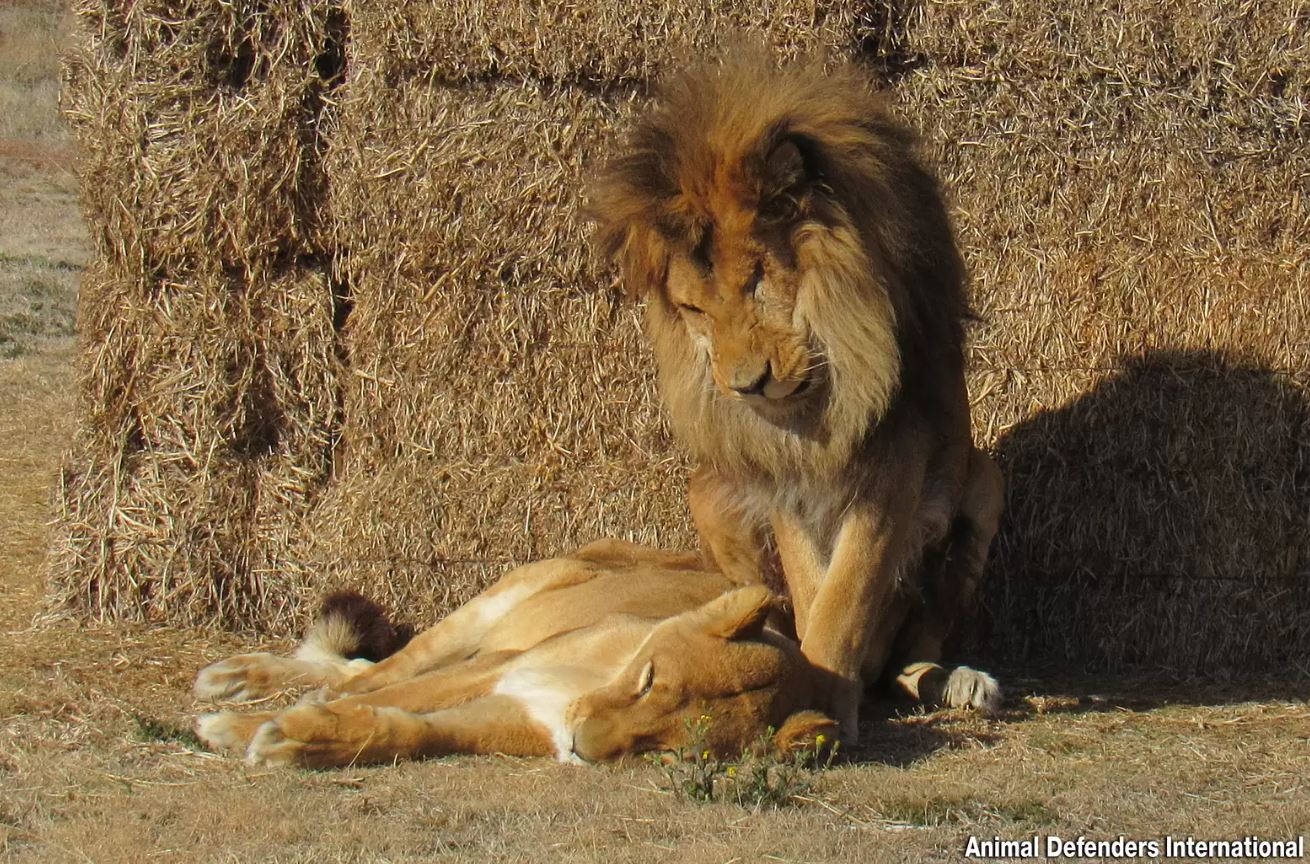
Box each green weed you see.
[650,713,838,809]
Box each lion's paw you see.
[194,654,282,703]
[942,667,1002,714]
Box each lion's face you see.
[567,586,802,762]
[664,210,823,417]
[590,55,950,464]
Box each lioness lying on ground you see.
[194,541,997,767]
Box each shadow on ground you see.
[837,349,1310,766]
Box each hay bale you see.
[52,0,1308,671]
[970,358,1309,670]
[285,457,695,623]
[49,262,340,629]
[51,0,345,629]
[886,40,1309,668]
[322,77,659,465]
[60,0,345,274]
[348,0,865,83]
[52,447,259,625]
[903,0,1308,94]
[894,70,1308,372]
[281,74,697,619]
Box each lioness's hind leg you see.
[894,661,1002,714]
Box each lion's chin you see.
[763,377,810,401]
[738,377,818,423]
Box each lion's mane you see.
[590,53,968,517]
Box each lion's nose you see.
[729,366,771,396]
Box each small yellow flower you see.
[727,766,737,777]
[701,749,711,760]
[816,734,827,746]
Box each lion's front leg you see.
[798,497,918,740]
[246,696,556,768]
[689,467,770,586]
[893,661,1002,713]
[771,509,828,640]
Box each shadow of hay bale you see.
[986,349,1309,675]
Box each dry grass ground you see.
[0,0,81,360]
[2,2,1307,861]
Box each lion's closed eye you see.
[745,263,764,296]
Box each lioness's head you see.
[566,585,835,762]
[590,52,966,450]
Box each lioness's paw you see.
[942,667,1002,714]
[244,704,368,768]
[195,711,274,753]
[245,719,305,767]
[193,654,281,702]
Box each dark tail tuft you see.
[317,590,414,662]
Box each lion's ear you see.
[585,170,669,301]
[765,136,807,192]
[761,133,814,221]
[618,226,669,301]
[696,585,775,641]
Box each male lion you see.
[589,54,1005,737]
[192,541,981,766]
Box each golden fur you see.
[193,541,997,766]
[589,53,1005,735]
[193,542,841,766]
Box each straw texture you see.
[52,0,1309,669]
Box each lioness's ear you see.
[697,585,775,640]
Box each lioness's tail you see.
[196,592,413,704]
[294,591,415,665]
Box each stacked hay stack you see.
[55,0,1308,670]
[53,0,346,627]
[886,0,1309,668]
[281,2,871,613]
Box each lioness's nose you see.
[729,366,771,396]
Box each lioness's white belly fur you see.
[492,666,604,763]
[491,619,652,761]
